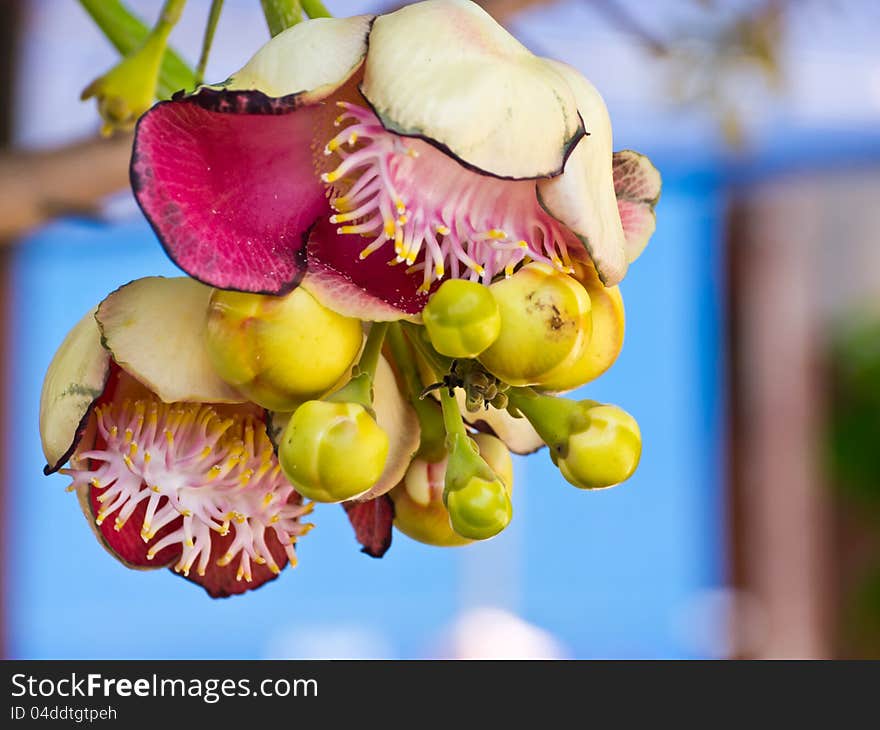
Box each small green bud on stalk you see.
[81,0,186,136]
[205,288,363,412]
[422,279,501,358]
[438,389,512,540]
[278,400,390,503]
[507,389,641,490]
[478,263,593,387]
[391,433,513,546]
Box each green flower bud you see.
[205,288,363,411]
[442,433,513,540]
[390,433,513,547]
[479,263,592,387]
[507,389,641,490]
[422,279,501,358]
[553,404,641,490]
[538,260,625,392]
[278,400,389,503]
[81,2,184,136]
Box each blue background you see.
[6,163,726,658]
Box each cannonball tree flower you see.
[39,277,417,596]
[131,0,660,321]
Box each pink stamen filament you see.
[62,398,313,581]
[322,102,576,292]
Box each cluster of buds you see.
[44,0,661,597]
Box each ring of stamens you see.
[321,102,576,292]
[62,397,313,582]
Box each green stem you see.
[260,0,303,36]
[196,0,224,83]
[507,387,582,448]
[388,324,446,461]
[157,0,186,25]
[359,322,389,381]
[78,0,196,98]
[147,0,186,55]
[387,324,426,402]
[325,322,387,413]
[401,322,452,381]
[301,0,333,18]
[440,388,468,442]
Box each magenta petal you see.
[131,90,329,294]
[304,216,431,320]
[179,527,291,598]
[342,495,394,558]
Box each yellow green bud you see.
[445,475,512,540]
[390,433,513,547]
[442,433,513,540]
[80,7,179,136]
[554,404,641,490]
[205,287,363,411]
[278,400,389,503]
[479,263,592,387]
[422,279,501,358]
[538,260,625,392]
[507,389,641,491]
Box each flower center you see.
[62,397,313,582]
[321,102,575,292]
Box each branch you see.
[588,0,669,56]
[0,135,132,244]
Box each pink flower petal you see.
[303,216,431,320]
[131,90,330,294]
[179,527,293,598]
[342,495,394,558]
[87,482,182,569]
[612,150,661,263]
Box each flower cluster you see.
[42,0,660,597]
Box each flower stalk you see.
[301,0,333,19]
[387,324,446,462]
[259,0,303,36]
[326,322,388,413]
[196,0,224,83]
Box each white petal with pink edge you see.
[362,0,584,180]
[613,150,662,263]
[537,60,628,286]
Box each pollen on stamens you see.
[321,102,578,290]
[61,396,313,585]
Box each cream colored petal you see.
[613,150,662,263]
[537,60,628,285]
[361,0,583,179]
[96,277,246,404]
[451,388,545,455]
[356,356,420,499]
[218,15,373,102]
[39,309,111,473]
